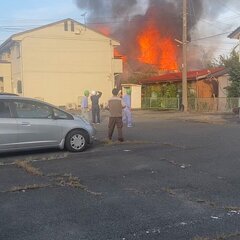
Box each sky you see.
[0,0,239,62]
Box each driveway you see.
[1,111,240,240]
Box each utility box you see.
[122,84,142,109]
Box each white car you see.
[0,94,96,152]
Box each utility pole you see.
[182,0,188,112]
[239,37,240,62]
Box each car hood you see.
[73,115,92,125]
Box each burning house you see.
[75,0,235,111]
[79,0,204,76]
[140,66,231,112]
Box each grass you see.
[224,206,240,211]
[55,174,85,189]
[15,160,43,176]
[3,173,102,196]
[101,139,151,145]
[8,184,49,192]
[161,187,176,195]
[53,173,102,196]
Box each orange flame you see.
[96,26,111,36]
[137,20,178,71]
[94,25,127,62]
[114,48,127,62]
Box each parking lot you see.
[1,111,240,240]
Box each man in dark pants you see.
[90,90,102,124]
[107,88,126,142]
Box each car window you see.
[0,100,11,118]
[53,108,73,120]
[13,100,53,119]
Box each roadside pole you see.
[182,0,188,112]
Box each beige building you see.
[0,60,11,93]
[0,18,123,107]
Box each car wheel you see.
[65,130,88,152]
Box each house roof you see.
[0,18,120,51]
[228,27,240,39]
[139,67,227,84]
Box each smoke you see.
[113,0,186,64]
[189,0,240,69]
[76,0,139,18]
[75,0,203,29]
[201,0,240,19]
[74,0,239,70]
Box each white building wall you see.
[122,84,142,109]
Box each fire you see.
[114,48,127,62]
[96,25,111,36]
[137,20,178,71]
[93,25,127,62]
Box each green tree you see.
[220,51,240,97]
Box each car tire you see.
[65,130,88,152]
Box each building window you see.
[0,77,3,92]
[71,21,75,32]
[0,100,11,118]
[64,21,68,31]
[14,100,52,119]
[17,80,22,94]
[16,43,21,58]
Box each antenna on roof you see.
[81,12,87,30]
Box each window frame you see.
[16,42,21,58]
[64,21,68,31]
[0,77,4,93]
[17,80,22,94]
[71,21,75,32]
[11,99,55,119]
[9,99,74,120]
[52,107,74,120]
[0,100,13,118]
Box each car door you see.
[0,100,18,151]
[13,99,63,149]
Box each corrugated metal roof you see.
[139,67,227,84]
[228,27,240,39]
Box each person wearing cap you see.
[90,90,102,124]
[81,90,90,121]
[107,88,126,142]
[122,88,133,127]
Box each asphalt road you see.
[1,111,240,240]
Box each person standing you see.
[122,89,132,127]
[81,90,90,121]
[107,88,126,142]
[90,90,102,124]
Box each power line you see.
[191,31,232,42]
[196,18,229,31]
[217,0,240,16]
[217,14,240,21]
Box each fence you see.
[142,97,180,110]
[188,97,240,112]
[142,97,240,112]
